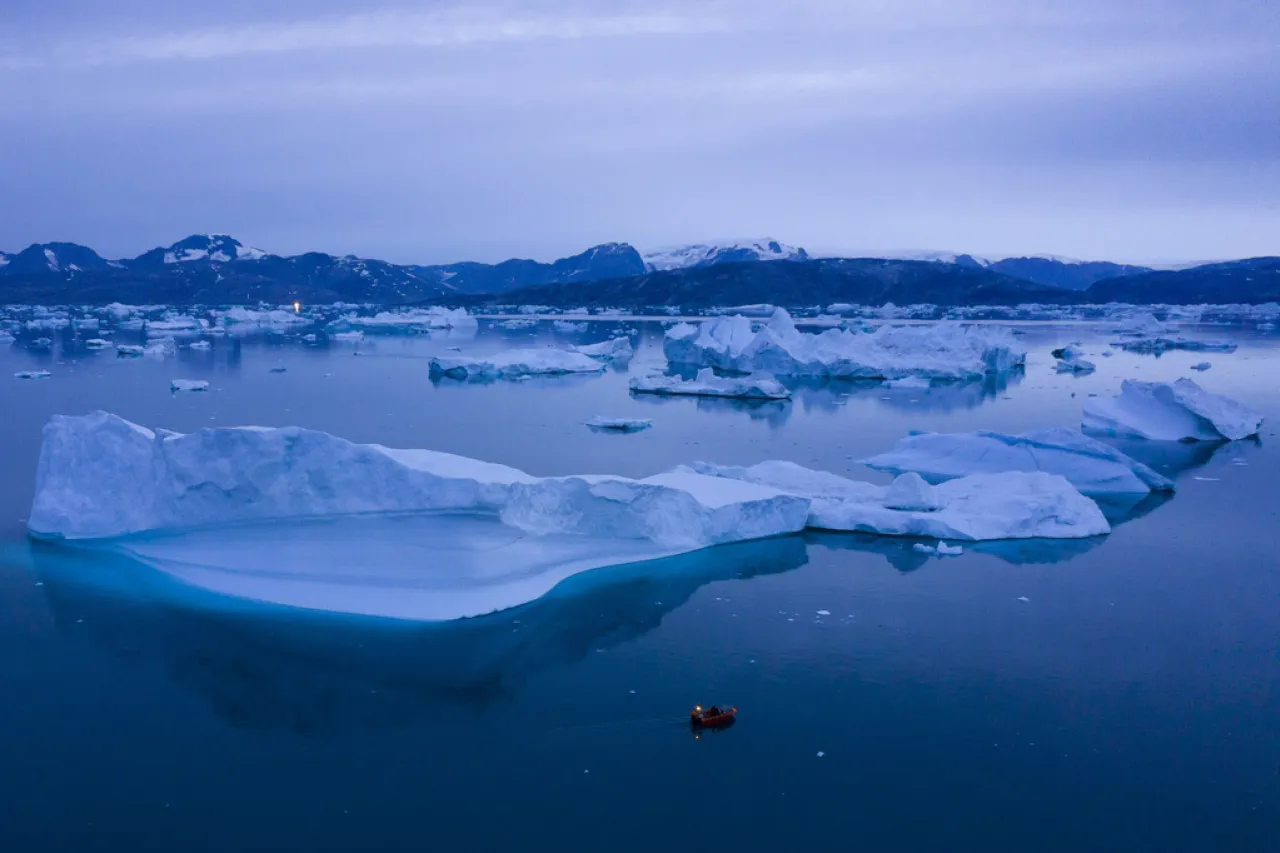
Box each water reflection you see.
[28,536,808,734]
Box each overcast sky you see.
[1,0,1277,264]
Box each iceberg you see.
[1082,379,1263,441]
[664,308,1025,380]
[629,368,792,400]
[346,308,477,333]
[170,379,209,392]
[84,338,112,350]
[429,348,606,380]
[28,412,809,547]
[187,340,212,351]
[585,417,652,432]
[683,461,1109,541]
[882,375,931,389]
[1052,345,1096,374]
[574,337,634,361]
[863,427,1174,495]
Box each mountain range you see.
[1,235,1276,306]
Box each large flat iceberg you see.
[1082,379,1263,441]
[630,368,791,400]
[29,412,808,547]
[429,348,606,380]
[862,427,1174,495]
[683,461,1110,541]
[664,309,1025,380]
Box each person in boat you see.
[706,706,721,717]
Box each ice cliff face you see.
[663,309,1025,380]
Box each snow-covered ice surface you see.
[684,461,1109,541]
[863,428,1174,496]
[26,413,809,618]
[664,309,1025,380]
[430,348,607,380]
[630,368,791,400]
[1083,379,1263,441]
[585,417,652,432]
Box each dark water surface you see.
[1,320,1278,851]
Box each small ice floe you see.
[936,543,964,556]
[1052,345,1096,374]
[116,344,145,357]
[430,348,606,380]
[447,346,462,351]
[630,368,791,401]
[816,751,825,758]
[30,337,53,350]
[170,379,209,392]
[187,340,212,351]
[302,333,318,343]
[84,338,112,350]
[331,331,364,342]
[553,320,588,334]
[1082,378,1262,441]
[1192,477,1220,481]
[15,370,51,380]
[269,367,288,373]
[816,609,831,616]
[1016,596,1030,603]
[585,417,652,433]
[574,337,634,362]
[1114,337,1237,355]
[1190,362,1211,371]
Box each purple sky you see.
[1,0,1277,264]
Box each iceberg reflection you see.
[29,536,808,733]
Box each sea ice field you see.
[1,305,1279,852]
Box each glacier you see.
[663,309,1025,380]
[429,348,606,380]
[862,427,1174,496]
[629,368,792,400]
[1082,379,1263,441]
[682,461,1110,541]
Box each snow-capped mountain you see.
[874,251,1150,290]
[1,242,113,275]
[643,239,809,272]
[131,234,267,267]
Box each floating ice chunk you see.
[1112,312,1168,336]
[496,318,538,330]
[0,332,15,345]
[1052,345,1096,374]
[936,542,964,556]
[882,472,943,511]
[1190,362,1211,371]
[816,609,831,616]
[84,338,112,350]
[585,417,652,432]
[882,375,931,389]
[28,413,808,550]
[1016,596,1031,603]
[664,308,1025,380]
[430,348,606,380]
[863,427,1173,496]
[912,543,936,554]
[331,330,364,342]
[574,337,634,361]
[269,366,288,374]
[347,308,476,333]
[629,368,791,400]
[553,320,588,333]
[1082,378,1262,441]
[683,460,1109,540]
[1113,337,1236,355]
[15,370,51,380]
[116,345,144,357]
[170,379,209,392]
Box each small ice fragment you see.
[1192,476,1219,481]
[585,417,652,432]
[935,542,964,556]
[1190,362,1211,371]
[1016,596,1030,603]
[816,610,831,616]
[170,379,209,392]
[15,370,51,380]
[912,543,937,555]
[816,751,825,758]
[269,367,288,373]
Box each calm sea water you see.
[1,319,1278,852]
